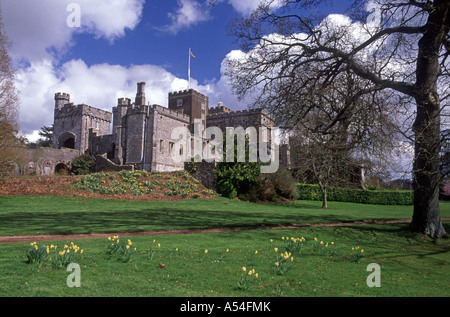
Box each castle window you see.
[201,102,205,110]
[177,99,183,107]
[169,142,174,154]
[179,144,184,156]
[159,140,164,153]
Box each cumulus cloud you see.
[160,0,212,35]
[1,0,145,62]
[16,58,217,140]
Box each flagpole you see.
[188,48,191,89]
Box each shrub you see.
[71,154,96,175]
[216,179,238,199]
[215,162,260,199]
[259,166,298,201]
[296,183,413,205]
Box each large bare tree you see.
[225,0,450,237]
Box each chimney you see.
[135,82,146,105]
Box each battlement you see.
[117,98,132,106]
[153,104,190,122]
[55,102,112,121]
[123,104,189,122]
[207,107,267,118]
[169,89,208,99]
[209,101,233,114]
[55,92,71,110]
[55,92,70,99]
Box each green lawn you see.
[0,223,449,297]
[0,195,448,297]
[0,195,449,236]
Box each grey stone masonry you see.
[52,92,112,154]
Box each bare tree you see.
[289,68,398,208]
[0,10,21,177]
[225,0,449,237]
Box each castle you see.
[47,82,290,175]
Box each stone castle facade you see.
[49,82,289,174]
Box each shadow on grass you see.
[0,206,359,236]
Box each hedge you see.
[296,183,413,205]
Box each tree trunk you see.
[409,0,448,238]
[321,185,328,209]
[410,99,446,238]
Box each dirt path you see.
[3,217,445,243]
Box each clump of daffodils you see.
[106,235,136,262]
[237,266,259,290]
[26,241,83,268]
[53,242,84,269]
[275,251,294,275]
[351,246,365,263]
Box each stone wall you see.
[95,154,134,172]
[185,160,217,190]
[10,147,80,176]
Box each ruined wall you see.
[11,147,80,176]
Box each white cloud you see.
[0,0,145,62]
[15,58,218,136]
[161,0,212,34]
[227,0,283,16]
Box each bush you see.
[216,179,238,199]
[71,154,96,175]
[215,162,261,199]
[296,183,413,205]
[260,166,298,201]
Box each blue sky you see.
[65,1,238,82]
[1,0,353,140]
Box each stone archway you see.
[55,162,70,175]
[59,132,76,149]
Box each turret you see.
[54,92,70,110]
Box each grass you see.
[0,195,448,297]
[0,223,448,297]
[0,195,449,236]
